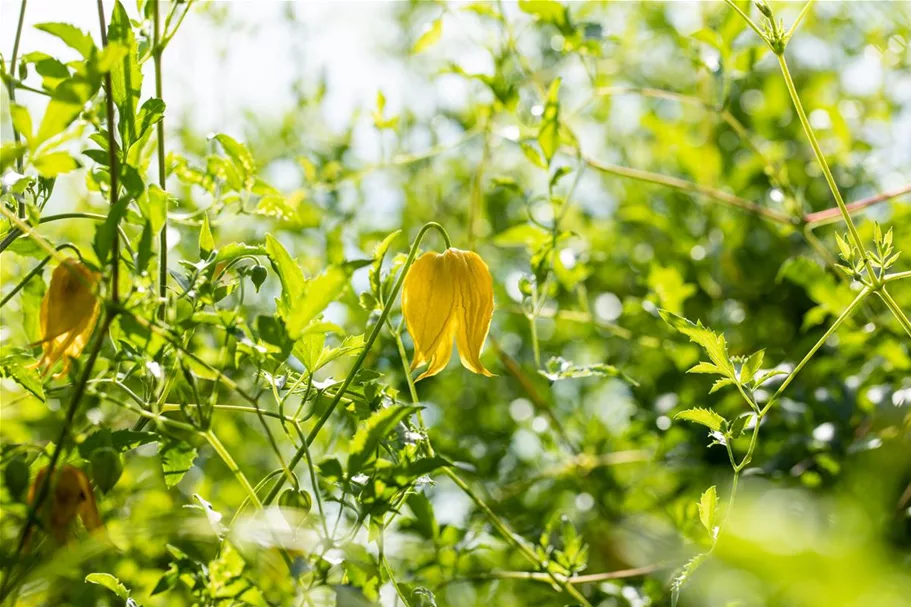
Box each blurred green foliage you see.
[1,1,910,606]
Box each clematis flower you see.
[402,248,495,381]
[28,465,103,545]
[33,259,101,378]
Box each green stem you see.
[97,0,122,303]
[760,287,870,416]
[804,184,911,226]
[153,0,169,320]
[8,0,28,218]
[205,431,262,508]
[786,0,816,40]
[583,154,794,225]
[884,270,911,284]
[722,0,768,44]
[261,222,451,506]
[877,287,911,337]
[776,53,876,280]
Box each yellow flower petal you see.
[33,260,101,377]
[452,250,494,376]
[28,465,103,545]
[402,247,494,381]
[402,251,457,380]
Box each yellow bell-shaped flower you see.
[34,260,101,378]
[402,248,494,381]
[28,465,103,545]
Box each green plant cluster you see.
[1,1,910,606]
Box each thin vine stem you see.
[97,0,122,303]
[261,221,451,506]
[722,0,768,43]
[7,0,28,219]
[775,56,876,280]
[153,0,169,320]
[582,154,795,224]
[205,431,262,508]
[877,287,911,337]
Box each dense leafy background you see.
[1,1,910,606]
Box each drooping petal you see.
[32,260,100,377]
[451,250,494,376]
[403,251,458,380]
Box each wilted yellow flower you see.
[28,465,103,545]
[34,260,101,378]
[402,248,494,381]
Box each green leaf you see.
[493,223,550,250]
[255,193,321,228]
[687,362,724,375]
[369,229,401,301]
[671,553,706,607]
[729,413,752,438]
[9,104,33,146]
[285,266,349,339]
[78,428,158,458]
[1,143,27,171]
[32,151,81,177]
[85,573,130,600]
[675,408,726,433]
[520,142,547,169]
[660,311,735,379]
[518,0,569,29]
[709,377,735,394]
[36,79,96,146]
[538,78,561,163]
[0,353,45,401]
[199,213,214,258]
[539,356,638,386]
[214,133,255,186]
[648,266,697,316]
[413,18,443,54]
[35,23,95,58]
[160,438,197,488]
[108,1,142,148]
[265,233,306,305]
[138,184,168,234]
[740,350,765,383]
[133,97,166,149]
[698,485,717,535]
[93,196,131,265]
[348,405,421,474]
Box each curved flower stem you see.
[261,221,451,506]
